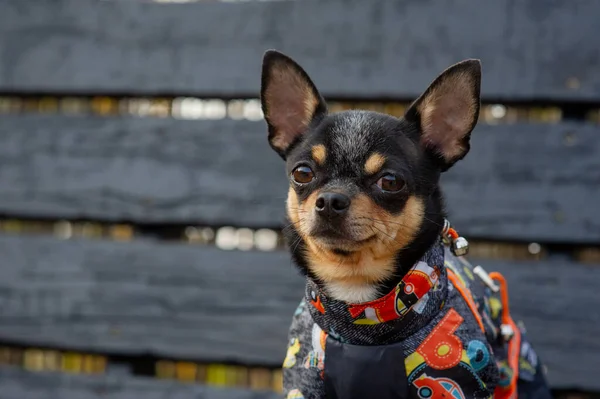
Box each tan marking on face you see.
[311,144,327,166]
[303,190,320,217]
[287,188,320,241]
[286,187,300,227]
[387,195,425,248]
[364,152,386,175]
[300,194,424,302]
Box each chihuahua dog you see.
[261,50,551,399]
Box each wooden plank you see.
[0,115,598,243]
[0,233,598,390]
[0,234,303,366]
[443,122,600,243]
[0,367,279,399]
[0,116,285,229]
[474,257,600,391]
[1,0,599,101]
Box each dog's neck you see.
[325,280,382,303]
[323,214,444,304]
[292,228,444,303]
[304,240,448,345]
[317,233,440,304]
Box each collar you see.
[305,240,449,345]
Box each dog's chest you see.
[284,287,498,399]
[282,248,509,399]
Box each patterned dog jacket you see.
[282,240,552,399]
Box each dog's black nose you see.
[315,192,350,216]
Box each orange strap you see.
[447,227,460,240]
[489,272,521,399]
[446,269,485,333]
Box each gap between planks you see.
[0,218,597,263]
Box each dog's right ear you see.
[261,50,327,159]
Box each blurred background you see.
[0,0,598,398]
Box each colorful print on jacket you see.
[282,240,551,399]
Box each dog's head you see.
[260,50,481,302]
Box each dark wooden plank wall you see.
[0,233,598,390]
[0,234,299,366]
[1,0,599,396]
[0,115,598,243]
[0,0,599,101]
[0,367,279,399]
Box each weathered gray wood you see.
[477,256,600,390]
[1,0,599,101]
[0,116,285,229]
[0,234,303,366]
[0,115,598,243]
[0,366,279,399]
[0,233,598,390]
[443,122,600,243]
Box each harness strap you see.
[447,269,485,333]
[489,272,521,399]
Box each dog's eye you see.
[292,166,315,184]
[377,174,404,193]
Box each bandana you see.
[305,240,448,345]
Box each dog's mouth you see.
[309,225,376,253]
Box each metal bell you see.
[451,236,470,256]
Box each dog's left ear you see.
[261,50,327,159]
[405,59,481,171]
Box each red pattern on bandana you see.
[348,262,439,323]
